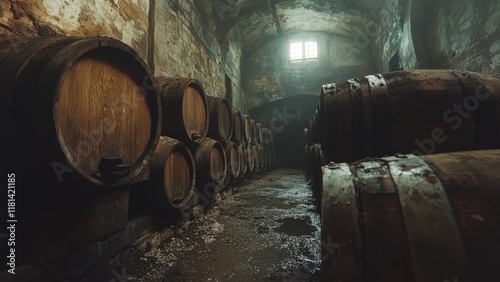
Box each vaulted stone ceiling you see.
[212,0,389,54]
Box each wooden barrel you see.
[207,96,233,143]
[237,143,248,175]
[311,113,319,145]
[256,145,263,170]
[156,77,209,145]
[256,123,263,144]
[246,145,255,173]
[310,144,324,198]
[231,111,244,143]
[320,69,500,162]
[224,141,240,179]
[150,136,195,210]
[265,147,272,169]
[304,145,311,177]
[193,138,227,186]
[307,121,314,146]
[251,145,259,171]
[2,36,161,187]
[249,119,258,145]
[321,150,500,281]
[262,127,274,148]
[260,146,266,169]
[262,147,269,170]
[242,114,252,144]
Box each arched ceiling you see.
[213,0,389,54]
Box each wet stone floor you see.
[88,168,321,282]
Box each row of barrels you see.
[306,69,500,161]
[2,36,276,191]
[0,36,278,270]
[147,136,279,212]
[305,69,500,196]
[159,77,274,148]
[151,76,278,210]
[303,70,500,281]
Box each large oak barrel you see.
[262,127,274,148]
[207,96,233,143]
[246,145,255,173]
[231,111,244,143]
[256,123,263,144]
[150,136,195,210]
[249,119,258,145]
[242,114,252,144]
[237,143,248,175]
[320,69,500,162]
[2,37,161,187]
[224,141,241,179]
[193,138,227,187]
[255,145,262,170]
[304,145,313,178]
[156,77,209,145]
[251,145,259,171]
[321,150,500,281]
[262,147,269,170]
[310,144,324,199]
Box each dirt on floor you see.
[83,168,321,282]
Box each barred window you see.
[290,40,317,61]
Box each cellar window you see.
[290,40,317,61]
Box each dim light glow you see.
[290,41,317,61]
[290,42,303,60]
[304,42,317,59]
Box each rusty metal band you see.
[384,154,468,281]
[321,163,363,281]
[321,83,339,161]
[450,70,499,149]
[366,74,392,157]
[348,78,365,161]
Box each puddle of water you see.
[274,217,317,236]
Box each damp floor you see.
[85,168,321,282]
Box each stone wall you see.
[0,0,245,112]
[428,0,500,74]
[373,0,500,74]
[372,0,417,72]
[0,0,150,60]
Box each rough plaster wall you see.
[243,32,372,109]
[0,0,149,60]
[428,0,500,74]
[153,0,244,110]
[1,0,246,111]
[373,0,418,72]
[374,0,500,74]
[225,35,244,112]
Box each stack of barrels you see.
[1,36,278,270]
[152,77,279,211]
[304,69,500,281]
[1,36,162,268]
